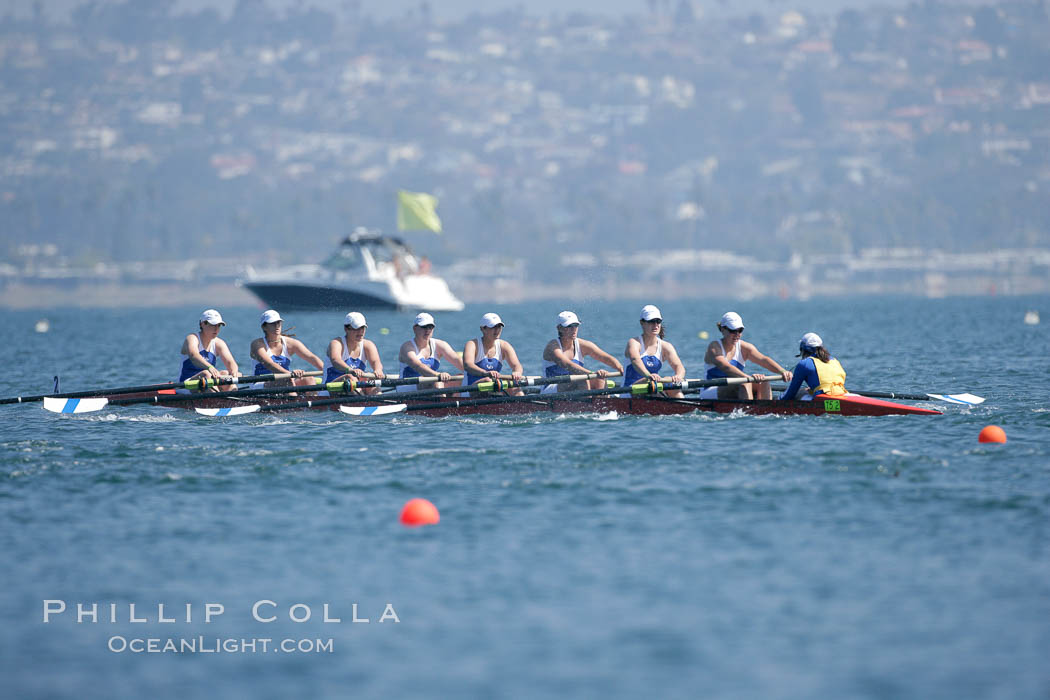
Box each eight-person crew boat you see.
[26,307,985,417]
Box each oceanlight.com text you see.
[107,636,334,654]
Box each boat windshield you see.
[322,235,419,274]
[322,245,363,270]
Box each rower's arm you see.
[779,360,812,400]
[706,342,749,378]
[746,343,789,377]
[663,341,686,382]
[402,346,439,377]
[251,339,287,374]
[581,340,623,373]
[546,342,582,371]
[183,334,218,373]
[214,339,240,376]
[364,340,385,378]
[289,338,324,370]
[438,341,465,371]
[328,339,351,373]
[500,341,525,377]
[625,338,651,378]
[462,339,484,376]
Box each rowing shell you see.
[71,391,941,417]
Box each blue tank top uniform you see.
[541,338,587,394]
[463,337,503,387]
[704,340,745,380]
[623,337,663,386]
[179,333,216,382]
[397,339,440,393]
[323,337,368,384]
[253,338,290,377]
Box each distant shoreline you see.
[2,277,1047,310]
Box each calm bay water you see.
[2,295,1048,699]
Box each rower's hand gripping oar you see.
[336,374,778,417]
[195,372,623,417]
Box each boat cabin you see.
[322,229,423,278]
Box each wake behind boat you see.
[239,228,464,311]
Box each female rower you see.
[623,305,685,398]
[701,311,791,400]
[178,309,240,392]
[322,312,385,395]
[462,312,525,396]
[397,312,464,393]
[779,333,847,400]
[249,309,323,388]
[541,311,623,392]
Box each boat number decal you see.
[824,399,841,412]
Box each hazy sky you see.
[12,0,904,22]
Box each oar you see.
[769,385,984,406]
[337,374,772,417]
[6,370,324,407]
[28,371,331,413]
[194,372,623,416]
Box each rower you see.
[249,309,323,389]
[700,311,792,400]
[779,333,847,400]
[322,312,385,395]
[178,309,240,392]
[623,305,685,398]
[462,312,525,396]
[541,310,623,392]
[397,312,464,392]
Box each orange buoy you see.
[400,498,440,527]
[978,425,1007,443]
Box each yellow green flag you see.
[396,190,442,233]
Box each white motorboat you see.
[239,229,464,311]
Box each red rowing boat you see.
[104,390,941,417]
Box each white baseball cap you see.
[480,312,504,328]
[719,311,744,330]
[260,309,282,324]
[200,309,225,326]
[799,332,823,350]
[557,310,581,327]
[344,312,367,329]
[640,305,663,321]
[414,312,436,327]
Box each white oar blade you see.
[927,393,985,405]
[339,404,407,416]
[42,397,109,414]
[195,405,261,417]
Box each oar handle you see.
[677,374,779,390]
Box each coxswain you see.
[249,309,323,388]
[700,311,791,400]
[779,333,847,400]
[397,312,464,392]
[462,313,525,396]
[322,312,385,395]
[178,309,240,392]
[623,305,685,398]
[541,311,623,392]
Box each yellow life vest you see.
[813,357,847,396]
